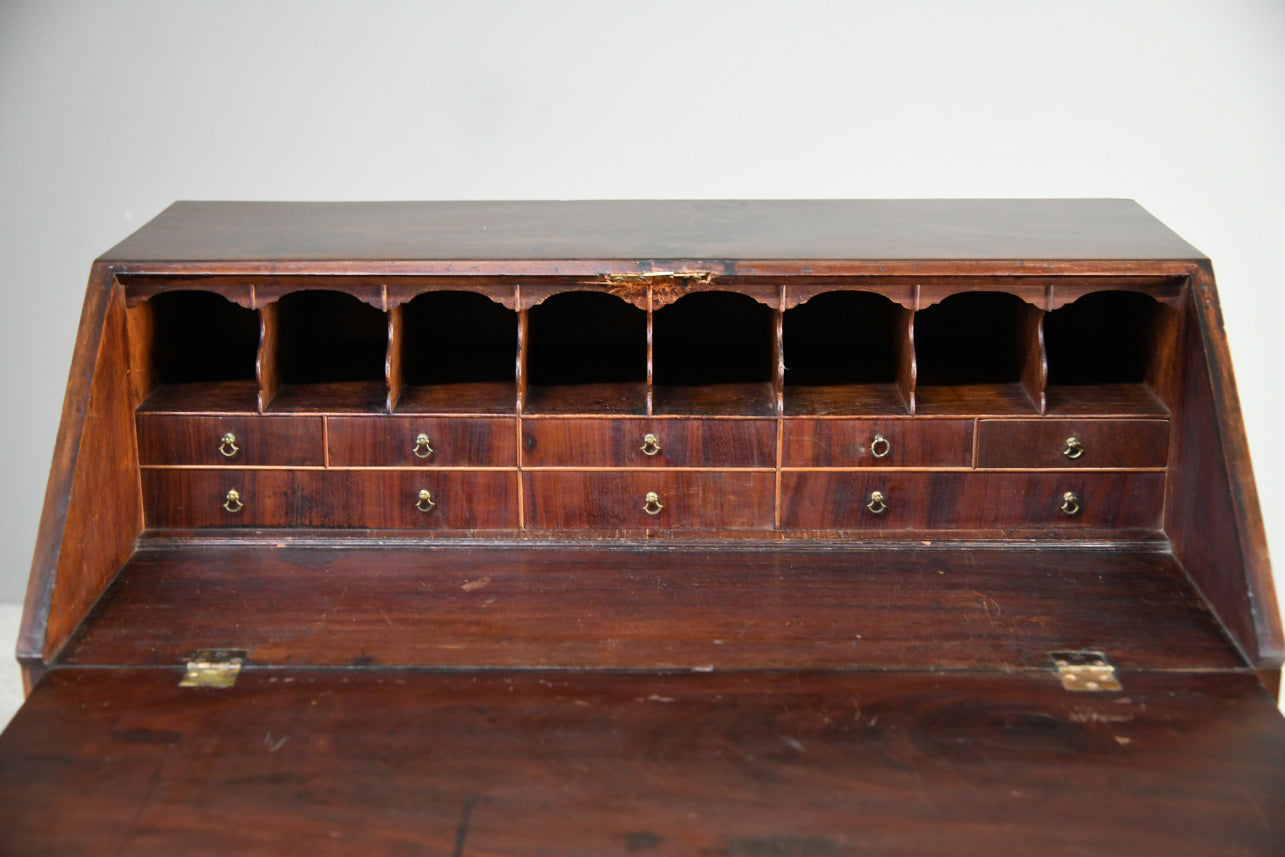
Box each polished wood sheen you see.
[10,200,1283,853]
[141,469,518,530]
[781,471,1166,530]
[21,274,143,669]
[2,668,1282,857]
[57,545,1242,670]
[521,418,776,468]
[327,416,517,467]
[523,471,776,530]
[976,418,1169,469]
[136,414,325,467]
[101,199,1204,263]
[781,418,974,468]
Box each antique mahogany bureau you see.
[3,200,1283,854]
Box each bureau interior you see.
[126,280,1179,418]
[15,204,1280,854]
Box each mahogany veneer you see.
[8,200,1283,855]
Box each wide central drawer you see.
[781,471,1166,531]
[142,469,518,529]
[523,471,775,530]
[521,418,776,468]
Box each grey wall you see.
[1,2,1283,625]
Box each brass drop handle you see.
[643,491,664,515]
[640,433,662,456]
[1061,491,1081,516]
[1063,436,1085,460]
[866,490,888,515]
[218,432,240,458]
[870,433,891,459]
[412,433,434,459]
[222,488,244,514]
[416,489,436,513]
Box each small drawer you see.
[523,471,775,530]
[337,471,519,529]
[327,416,517,467]
[780,471,1165,531]
[142,470,518,530]
[976,419,1169,469]
[782,419,973,468]
[521,419,776,468]
[136,415,324,466]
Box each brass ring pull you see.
[870,433,891,459]
[222,488,244,514]
[640,433,662,456]
[1061,491,1081,516]
[643,491,663,515]
[218,432,239,458]
[866,490,888,515]
[416,489,436,513]
[1063,437,1085,460]
[412,433,434,459]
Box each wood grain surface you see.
[141,470,517,530]
[782,471,1165,531]
[521,418,776,468]
[136,414,325,466]
[522,471,776,531]
[976,418,1170,469]
[57,545,1240,670]
[101,200,1204,262]
[327,416,517,467]
[1,668,1280,857]
[782,418,973,468]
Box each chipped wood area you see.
[592,271,716,309]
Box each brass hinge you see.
[180,649,247,688]
[1051,651,1122,692]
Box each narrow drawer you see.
[523,471,775,530]
[327,416,517,467]
[782,419,973,468]
[136,414,324,466]
[781,471,1165,531]
[976,419,1169,469]
[142,469,518,530]
[521,418,776,468]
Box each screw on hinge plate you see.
[179,649,247,688]
[1052,651,1122,692]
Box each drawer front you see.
[781,471,1165,531]
[521,419,776,468]
[524,471,775,530]
[782,419,973,468]
[142,469,518,530]
[976,419,1169,469]
[327,416,517,467]
[136,415,324,466]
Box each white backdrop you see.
[1,1,1282,640]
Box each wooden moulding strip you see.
[775,285,786,530]
[110,258,1205,279]
[385,304,404,413]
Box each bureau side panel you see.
[18,268,143,685]
[1167,267,1283,671]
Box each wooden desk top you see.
[102,199,1204,263]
